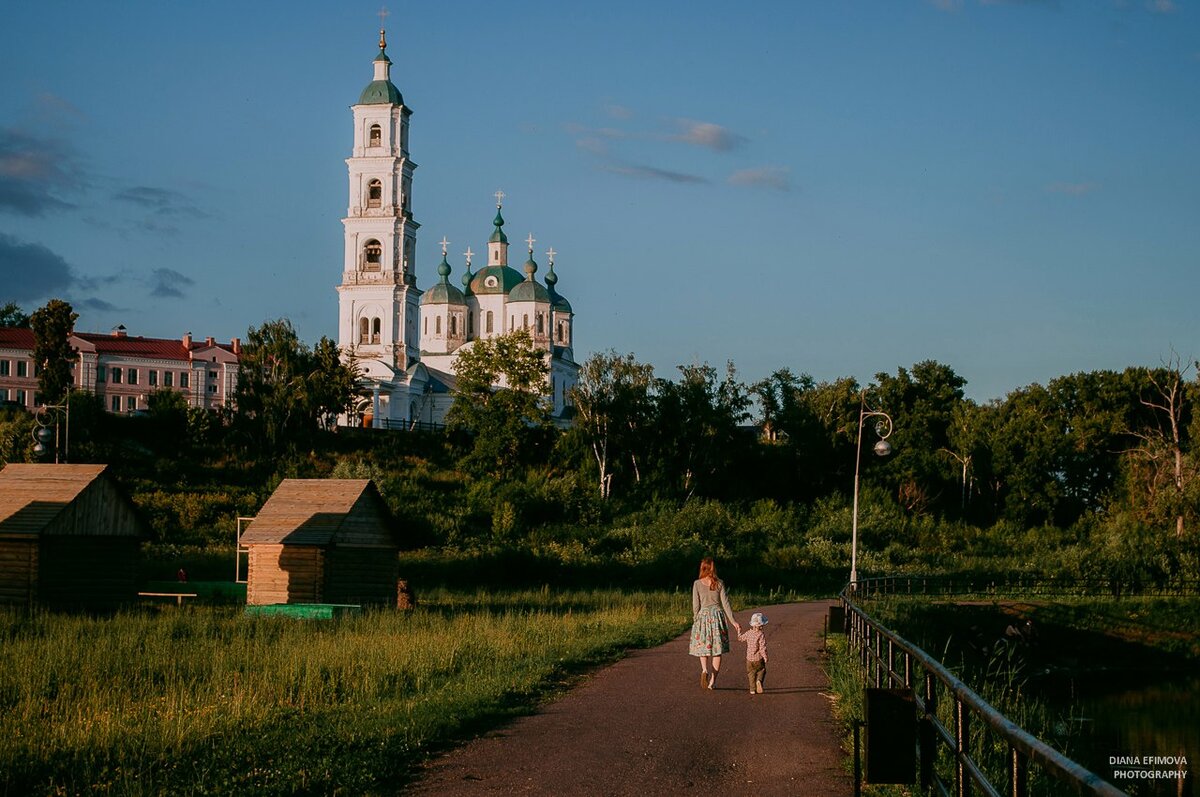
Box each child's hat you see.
[750,612,768,627]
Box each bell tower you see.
[336,24,421,378]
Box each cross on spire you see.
[494,189,505,207]
[464,247,474,266]
[546,247,557,264]
[377,6,389,48]
[440,236,450,256]
[525,233,536,252]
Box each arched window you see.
[435,316,441,335]
[450,315,457,335]
[468,312,474,335]
[486,311,494,333]
[493,249,499,263]
[363,239,382,270]
[359,317,370,344]
[424,317,428,334]
[371,317,381,344]
[523,314,529,330]
[367,179,382,208]
[369,124,382,147]
[536,313,544,334]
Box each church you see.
[335,26,578,429]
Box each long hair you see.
[698,557,720,592]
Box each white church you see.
[335,27,578,429]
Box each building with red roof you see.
[0,326,240,414]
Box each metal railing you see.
[853,575,1200,600]
[840,586,1129,797]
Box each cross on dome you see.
[377,6,389,48]
[440,236,450,256]
[494,189,505,207]
[546,247,556,264]
[526,233,536,252]
[464,247,474,266]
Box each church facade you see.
[335,28,577,428]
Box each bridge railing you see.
[840,585,1129,797]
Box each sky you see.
[1,0,1197,403]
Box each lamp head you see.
[873,439,893,457]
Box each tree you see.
[651,362,751,499]
[445,330,553,476]
[0,302,30,327]
[1124,358,1197,538]
[29,299,78,405]
[231,319,357,452]
[572,350,655,498]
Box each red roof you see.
[0,327,236,362]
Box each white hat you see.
[750,612,768,627]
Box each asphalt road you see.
[409,601,852,796]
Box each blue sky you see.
[1,0,1196,402]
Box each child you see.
[738,612,768,695]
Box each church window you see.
[364,239,382,271]
[486,311,494,333]
[536,313,544,334]
[468,312,474,335]
[523,314,529,330]
[372,317,381,344]
[435,316,441,335]
[423,317,428,334]
[493,250,499,263]
[367,179,382,208]
[360,317,370,344]
[450,315,457,335]
[369,124,382,147]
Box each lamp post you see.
[850,392,893,589]
[31,401,70,463]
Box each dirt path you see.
[408,601,851,796]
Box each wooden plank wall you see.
[247,544,324,605]
[325,546,400,606]
[0,540,37,607]
[38,537,138,608]
[47,477,145,538]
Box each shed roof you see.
[240,479,400,548]
[0,464,139,537]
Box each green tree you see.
[0,302,30,327]
[446,329,553,476]
[571,350,655,498]
[1124,358,1197,538]
[29,299,78,405]
[231,319,357,452]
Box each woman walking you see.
[689,557,741,689]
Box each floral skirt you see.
[688,605,730,657]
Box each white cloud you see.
[729,166,791,191]
[669,119,746,152]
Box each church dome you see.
[469,264,524,295]
[509,279,550,303]
[359,78,404,105]
[421,253,466,305]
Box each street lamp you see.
[850,392,893,589]
[31,402,70,463]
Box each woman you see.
[689,557,741,689]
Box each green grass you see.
[0,587,688,795]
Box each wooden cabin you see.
[0,463,145,608]
[240,479,402,607]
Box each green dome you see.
[489,208,508,244]
[469,264,524,295]
[550,292,573,313]
[422,280,466,305]
[510,279,551,303]
[359,79,404,105]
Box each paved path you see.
[409,601,851,796]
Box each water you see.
[1041,673,1199,797]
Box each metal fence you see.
[840,586,1131,797]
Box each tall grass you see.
[1,588,686,795]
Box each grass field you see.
[1,587,692,796]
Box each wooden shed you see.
[240,479,402,607]
[0,463,145,608]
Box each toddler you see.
[737,612,768,695]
